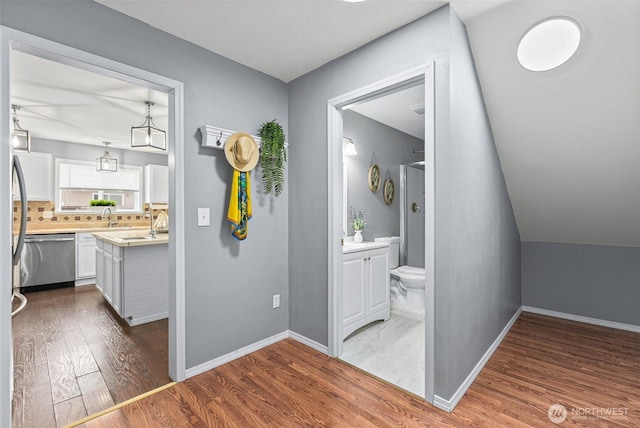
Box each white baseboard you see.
[75,278,95,286]
[127,312,168,327]
[184,330,328,379]
[433,306,523,413]
[185,331,289,378]
[288,330,328,354]
[522,306,640,333]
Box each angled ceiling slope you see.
[465,1,640,247]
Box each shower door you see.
[403,163,425,268]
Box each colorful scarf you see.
[227,169,252,240]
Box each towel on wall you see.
[227,169,252,240]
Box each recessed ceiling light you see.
[517,17,581,72]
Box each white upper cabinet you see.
[104,168,140,191]
[15,152,53,201]
[144,164,168,204]
[59,161,141,191]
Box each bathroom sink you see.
[342,240,391,254]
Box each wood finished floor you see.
[81,313,640,427]
[11,285,170,428]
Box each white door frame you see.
[327,63,435,403]
[0,26,186,425]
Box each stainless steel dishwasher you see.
[20,233,76,291]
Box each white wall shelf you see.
[199,125,262,150]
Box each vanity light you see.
[131,101,166,150]
[11,105,30,152]
[343,137,358,156]
[517,17,581,72]
[96,142,118,172]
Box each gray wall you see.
[2,1,289,369]
[288,4,451,351]
[343,110,422,240]
[437,11,521,400]
[288,5,521,402]
[32,137,168,167]
[522,242,640,326]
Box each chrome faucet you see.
[142,211,156,238]
[101,207,118,227]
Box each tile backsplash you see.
[13,200,167,232]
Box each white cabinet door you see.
[95,246,104,293]
[62,162,141,191]
[66,163,103,189]
[111,255,122,315]
[15,152,52,200]
[144,164,168,203]
[342,251,366,335]
[367,248,390,314]
[76,233,96,280]
[342,246,390,339]
[103,251,113,305]
[103,168,140,191]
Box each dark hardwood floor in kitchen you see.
[11,285,170,428]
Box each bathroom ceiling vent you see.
[410,103,425,115]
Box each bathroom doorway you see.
[327,64,436,402]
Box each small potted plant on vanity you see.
[350,208,367,243]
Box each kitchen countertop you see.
[92,229,169,247]
[22,226,150,235]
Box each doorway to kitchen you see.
[0,26,185,426]
[326,64,435,403]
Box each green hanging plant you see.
[258,119,286,197]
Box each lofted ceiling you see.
[11,1,639,247]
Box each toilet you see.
[374,236,426,310]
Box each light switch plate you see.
[197,208,210,227]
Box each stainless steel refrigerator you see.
[12,155,27,317]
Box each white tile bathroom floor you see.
[340,304,425,397]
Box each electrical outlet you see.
[272,294,280,309]
[43,211,53,219]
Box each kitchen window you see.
[55,159,142,212]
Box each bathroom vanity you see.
[93,230,168,326]
[342,242,390,338]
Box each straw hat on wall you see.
[224,132,259,172]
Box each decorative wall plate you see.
[383,179,395,205]
[368,165,381,192]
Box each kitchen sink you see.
[119,236,155,241]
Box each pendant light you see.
[96,142,118,172]
[131,101,166,150]
[11,105,31,152]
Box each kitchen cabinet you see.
[59,162,141,191]
[75,232,96,283]
[144,164,168,203]
[94,234,167,326]
[14,152,52,200]
[95,238,121,314]
[343,245,390,339]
